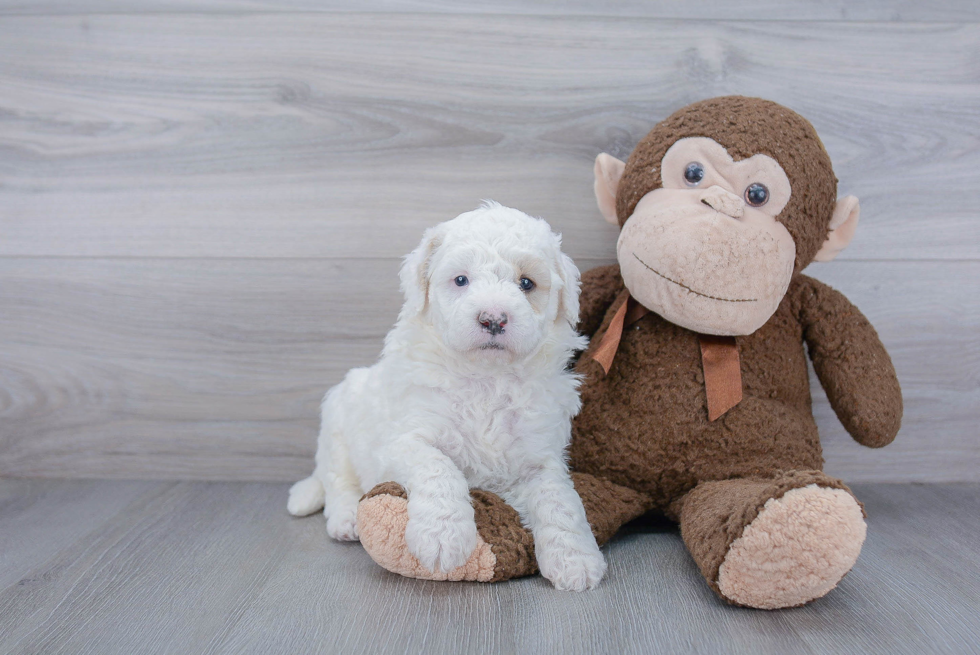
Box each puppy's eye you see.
[744,183,769,207]
[684,162,705,186]
[454,275,468,287]
[519,277,535,292]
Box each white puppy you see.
[287,202,606,591]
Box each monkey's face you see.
[617,137,796,336]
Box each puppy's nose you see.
[478,311,508,336]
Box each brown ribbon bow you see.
[588,290,743,421]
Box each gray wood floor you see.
[0,479,978,655]
[1,2,978,483]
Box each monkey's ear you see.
[814,195,860,262]
[594,153,626,225]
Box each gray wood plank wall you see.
[1,4,977,482]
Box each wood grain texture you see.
[0,257,398,481]
[1,257,976,482]
[1,0,979,21]
[0,478,162,589]
[0,479,977,654]
[0,15,978,261]
[0,9,977,482]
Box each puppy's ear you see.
[552,237,581,328]
[399,225,443,317]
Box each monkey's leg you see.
[570,472,655,546]
[356,482,531,582]
[677,471,867,609]
[356,474,652,583]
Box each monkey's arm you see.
[794,275,903,448]
[577,264,625,338]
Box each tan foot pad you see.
[356,492,496,582]
[717,484,867,609]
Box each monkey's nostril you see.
[701,192,743,219]
[499,313,508,326]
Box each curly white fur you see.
[287,202,606,591]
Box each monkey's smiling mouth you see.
[632,253,757,303]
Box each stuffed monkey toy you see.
[354,96,903,609]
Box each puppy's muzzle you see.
[478,311,508,336]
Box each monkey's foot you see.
[717,484,866,609]
[356,482,537,583]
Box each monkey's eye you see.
[744,183,769,207]
[684,162,705,186]
[519,277,535,292]
[454,275,468,287]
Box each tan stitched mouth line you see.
[632,253,757,303]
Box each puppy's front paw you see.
[404,500,478,573]
[537,532,607,592]
[325,503,359,541]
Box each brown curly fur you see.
[615,96,838,272]
[569,266,902,512]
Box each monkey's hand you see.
[795,275,903,448]
[578,264,626,338]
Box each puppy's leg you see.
[507,460,607,592]
[320,431,362,542]
[289,385,362,540]
[386,435,478,573]
[286,397,333,516]
[287,475,325,517]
